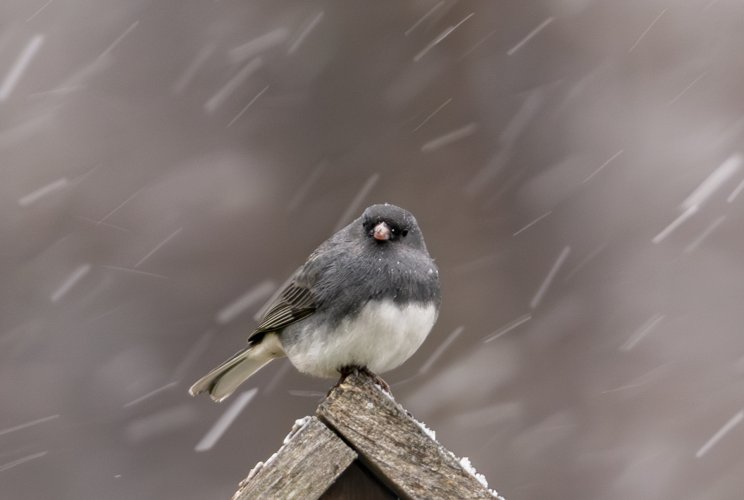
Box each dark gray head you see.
[360,203,429,253]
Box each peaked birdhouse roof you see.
[232,370,502,500]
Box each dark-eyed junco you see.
[189,203,441,402]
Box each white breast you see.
[284,300,438,378]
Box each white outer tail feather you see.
[189,333,285,402]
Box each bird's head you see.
[360,204,427,252]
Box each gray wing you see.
[247,262,320,343]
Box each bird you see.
[189,203,441,402]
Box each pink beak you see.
[373,222,391,241]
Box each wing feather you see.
[248,275,316,342]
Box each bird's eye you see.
[401,229,408,237]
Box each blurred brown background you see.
[2,1,744,498]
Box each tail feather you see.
[189,333,284,402]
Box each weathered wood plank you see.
[317,371,496,500]
[232,416,356,500]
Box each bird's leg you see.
[338,365,358,383]
[329,365,392,395]
[327,365,359,396]
[359,366,391,393]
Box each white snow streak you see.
[695,411,743,458]
[413,12,474,62]
[0,34,44,101]
[195,389,258,452]
[681,154,741,211]
[134,227,183,268]
[628,9,667,53]
[507,17,553,56]
[333,173,380,231]
[216,280,277,325]
[204,58,263,114]
[0,451,48,473]
[484,314,531,343]
[530,246,570,309]
[0,414,59,437]
[419,326,464,374]
[18,178,68,206]
[51,264,91,303]
[421,123,477,152]
[287,12,324,55]
[652,205,698,244]
[620,314,665,351]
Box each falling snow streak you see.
[43,55,111,96]
[684,216,726,254]
[628,9,667,53]
[127,405,195,443]
[507,17,553,56]
[681,154,741,211]
[204,58,263,114]
[600,365,667,394]
[172,44,215,95]
[484,314,531,343]
[333,173,380,231]
[25,0,54,23]
[0,414,59,437]
[413,12,474,62]
[405,1,445,36]
[123,382,178,408]
[287,11,324,55]
[216,280,277,325]
[652,205,698,244]
[513,211,552,236]
[695,411,743,458]
[229,29,289,63]
[134,227,183,268]
[227,85,269,127]
[413,98,452,132]
[97,185,147,224]
[620,314,665,351]
[0,34,44,101]
[172,330,216,381]
[265,361,292,393]
[287,161,327,212]
[421,123,477,152]
[460,29,498,59]
[76,216,130,232]
[18,178,68,206]
[99,20,139,59]
[100,265,169,280]
[582,150,624,183]
[727,177,744,203]
[419,326,464,374]
[530,246,570,309]
[0,451,48,473]
[563,243,607,282]
[50,264,91,303]
[465,92,543,194]
[667,71,707,106]
[194,389,258,452]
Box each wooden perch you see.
[233,370,499,500]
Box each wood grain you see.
[317,371,496,499]
[232,416,356,500]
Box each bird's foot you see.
[361,367,391,393]
[330,366,391,394]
